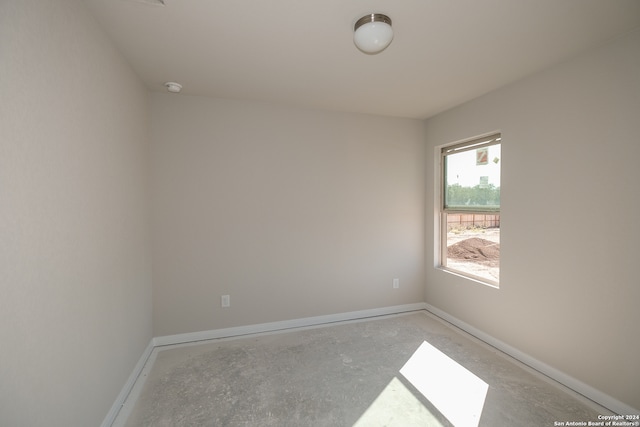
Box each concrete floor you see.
[116,312,611,426]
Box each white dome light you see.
[353,14,393,54]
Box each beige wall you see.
[151,94,426,336]
[2,0,637,421]
[424,30,640,410]
[0,1,152,426]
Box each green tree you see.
[446,184,499,209]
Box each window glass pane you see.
[445,213,500,283]
[444,144,500,211]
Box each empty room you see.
[1,0,639,426]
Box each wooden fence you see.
[446,213,500,231]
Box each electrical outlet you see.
[393,278,400,289]
[221,295,230,308]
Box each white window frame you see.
[438,132,501,287]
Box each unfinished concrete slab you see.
[119,312,609,426]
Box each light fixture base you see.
[354,13,392,31]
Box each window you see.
[440,134,501,285]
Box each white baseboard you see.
[101,339,154,427]
[153,302,428,347]
[104,302,638,426]
[104,303,426,426]
[423,302,639,415]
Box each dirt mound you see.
[448,237,500,267]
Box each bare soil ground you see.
[446,228,499,282]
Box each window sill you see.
[437,266,500,289]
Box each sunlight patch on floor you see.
[353,376,445,427]
[400,341,488,427]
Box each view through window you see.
[441,134,501,285]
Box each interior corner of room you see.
[1,0,639,426]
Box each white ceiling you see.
[84,0,640,119]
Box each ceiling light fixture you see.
[353,13,393,54]
[164,82,182,93]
